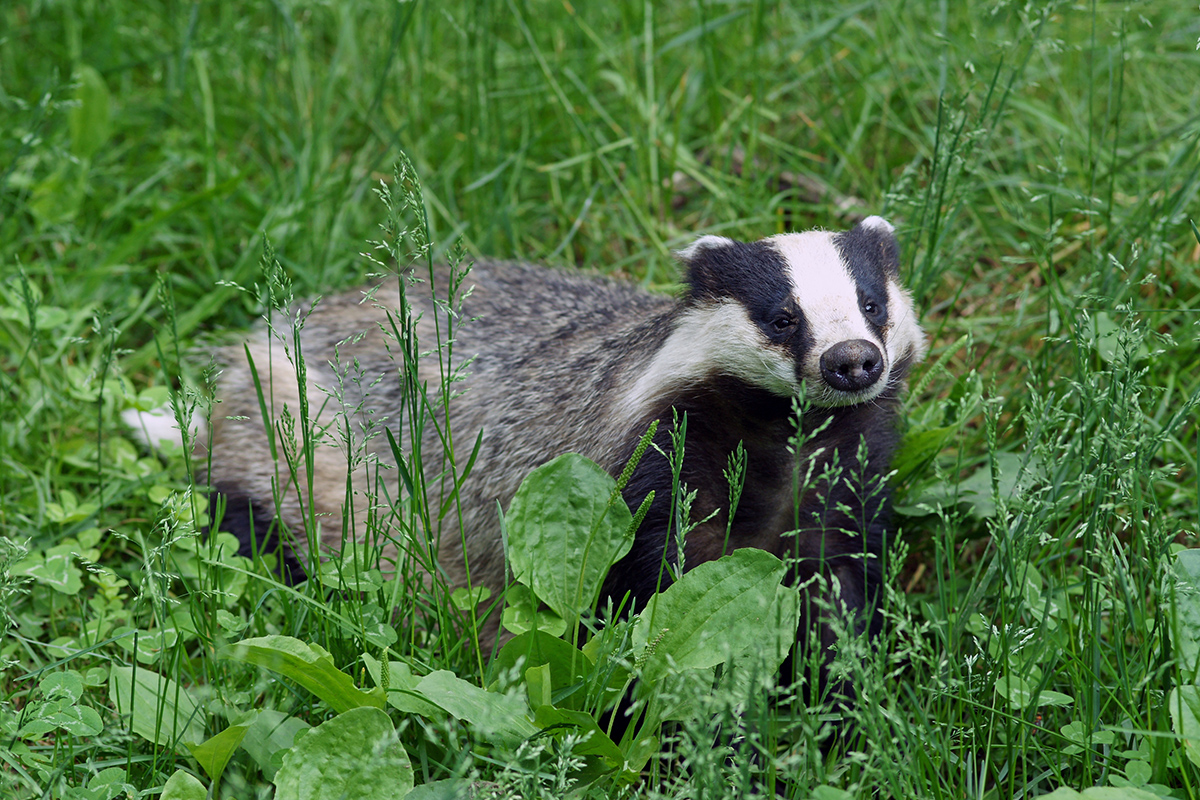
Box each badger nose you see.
[820,339,884,392]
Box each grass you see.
[2,0,1200,797]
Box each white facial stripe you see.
[617,301,797,419]
[768,230,925,407]
[886,281,928,366]
[770,229,876,360]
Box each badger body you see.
[206,217,925,663]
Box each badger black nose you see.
[820,339,884,392]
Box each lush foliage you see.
[2,0,1199,798]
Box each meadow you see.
[2,1,1199,797]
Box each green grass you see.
[2,0,1200,797]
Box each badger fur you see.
[204,216,925,678]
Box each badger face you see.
[665,216,926,409]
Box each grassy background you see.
[2,0,1199,797]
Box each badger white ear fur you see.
[859,216,895,234]
[676,234,735,262]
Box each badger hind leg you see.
[210,484,308,585]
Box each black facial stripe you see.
[685,239,809,340]
[833,223,900,341]
[858,289,888,336]
[684,239,793,311]
[833,221,901,280]
[682,238,818,381]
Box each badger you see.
[200,216,925,683]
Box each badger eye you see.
[771,316,796,332]
[862,299,884,318]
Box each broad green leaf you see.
[15,551,83,595]
[890,424,956,487]
[994,674,1033,708]
[526,663,552,709]
[811,788,855,800]
[360,653,441,717]
[1172,549,1200,682]
[413,670,537,743]
[622,729,660,773]
[274,707,413,800]
[1170,686,1200,769]
[18,705,103,738]
[956,451,1029,519]
[69,65,112,159]
[319,556,383,593]
[405,781,482,800]
[188,722,251,783]
[80,767,134,800]
[767,582,803,668]
[500,603,568,637]
[993,671,1070,710]
[1060,720,1115,750]
[333,603,397,649]
[534,705,624,768]
[160,770,207,800]
[221,635,384,713]
[40,671,84,704]
[215,609,247,634]
[54,705,104,736]
[111,625,179,664]
[450,585,492,611]
[108,666,205,750]
[1123,759,1152,786]
[492,630,594,710]
[0,303,71,330]
[632,548,789,682]
[1039,787,1165,800]
[240,710,310,782]
[506,453,636,621]
[1036,689,1075,707]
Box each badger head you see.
[661,216,927,409]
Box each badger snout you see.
[819,339,884,393]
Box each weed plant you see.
[2,1,1199,798]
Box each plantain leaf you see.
[188,722,251,784]
[160,770,207,800]
[505,453,636,621]
[240,710,310,782]
[1170,685,1200,770]
[1172,549,1200,683]
[108,666,205,750]
[413,670,537,743]
[491,630,595,711]
[274,707,413,800]
[68,65,112,159]
[361,653,442,717]
[632,548,789,683]
[220,635,384,713]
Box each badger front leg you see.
[787,550,884,712]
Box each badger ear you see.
[675,234,735,264]
[675,234,739,301]
[858,215,895,235]
[843,215,901,275]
